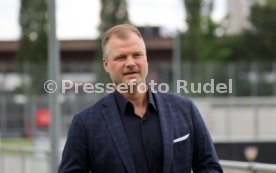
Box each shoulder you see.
[153,92,200,117]
[154,92,194,107]
[72,93,114,121]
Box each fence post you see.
[250,62,259,138]
[0,146,4,173]
[274,62,276,96]
[172,33,181,93]
[249,162,257,173]
[225,62,236,138]
[20,148,26,173]
[0,73,8,140]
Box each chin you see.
[126,78,142,84]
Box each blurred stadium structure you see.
[1,61,276,139]
[1,0,276,171]
[226,0,266,34]
[1,27,276,172]
[1,60,276,157]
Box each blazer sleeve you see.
[190,102,223,173]
[58,114,90,173]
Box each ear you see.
[102,58,109,73]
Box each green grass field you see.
[0,138,33,156]
[0,138,33,147]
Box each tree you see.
[96,0,130,82]
[181,0,202,61]
[243,1,276,60]
[16,0,48,94]
[98,0,130,36]
[214,0,276,96]
[223,0,276,61]
[17,0,48,63]
[181,0,230,61]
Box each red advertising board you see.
[35,109,50,127]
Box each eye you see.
[133,52,142,58]
[114,55,126,61]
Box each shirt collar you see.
[114,88,157,114]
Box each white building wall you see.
[226,0,266,35]
[194,97,276,142]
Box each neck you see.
[117,84,148,117]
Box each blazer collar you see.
[102,93,136,173]
[153,93,174,173]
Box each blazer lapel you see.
[102,94,136,173]
[154,93,174,173]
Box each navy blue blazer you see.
[59,92,223,173]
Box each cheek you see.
[145,63,149,75]
[141,60,148,71]
[109,64,123,74]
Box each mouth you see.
[123,71,138,76]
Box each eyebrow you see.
[113,54,127,59]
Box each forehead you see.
[108,32,144,50]
[109,31,140,42]
[103,26,140,44]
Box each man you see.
[59,24,223,173]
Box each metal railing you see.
[1,145,276,173]
[220,160,276,172]
[0,145,50,173]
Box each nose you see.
[125,57,135,67]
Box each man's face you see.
[103,32,148,85]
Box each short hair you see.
[101,24,146,58]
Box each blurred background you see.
[0,0,276,172]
